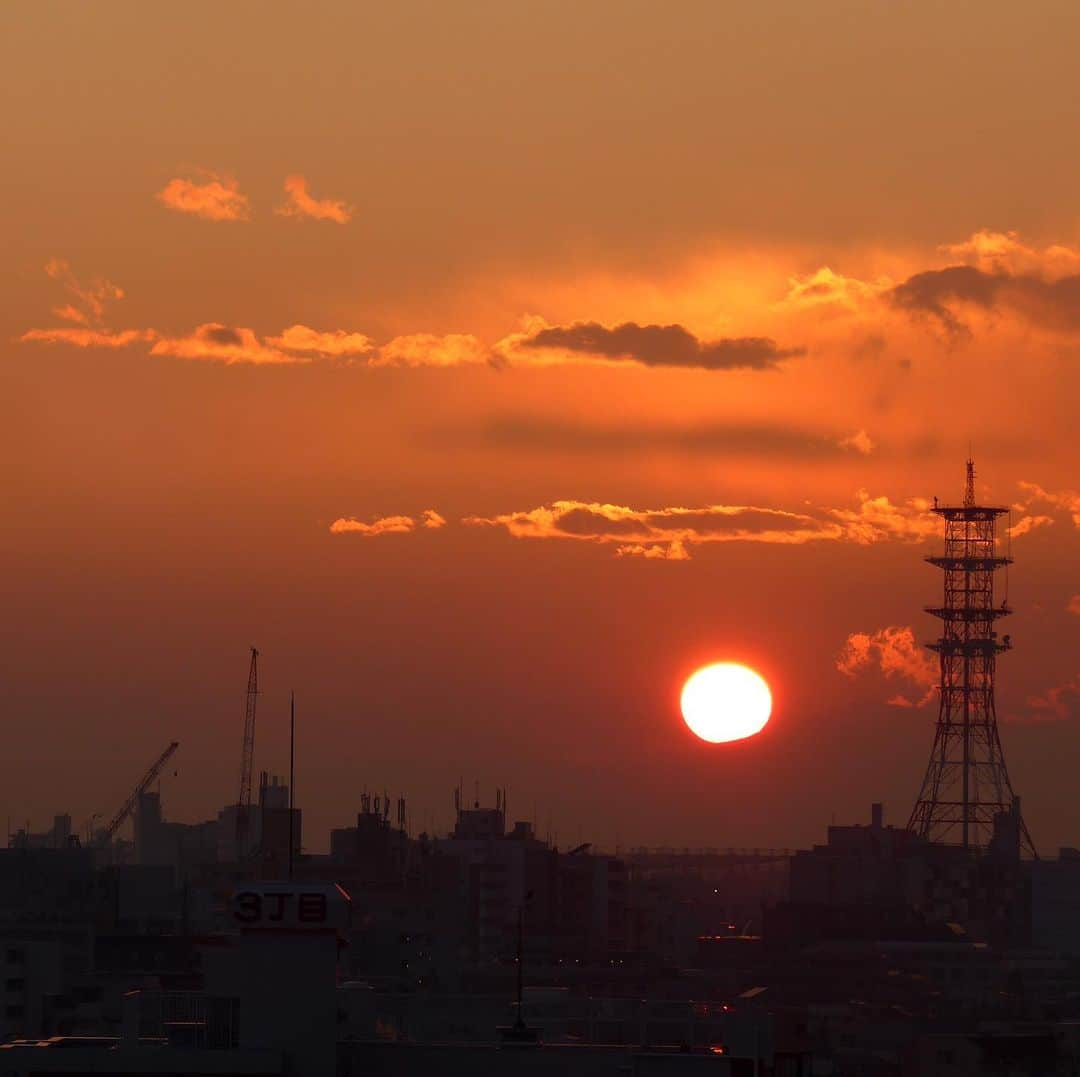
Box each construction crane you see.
[97,741,180,847]
[235,647,259,849]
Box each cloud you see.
[150,324,298,365]
[498,317,804,371]
[275,175,353,223]
[885,694,917,708]
[43,258,123,325]
[156,171,251,221]
[891,263,1080,335]
[768,230,1080,338]
[20,260,151,350]
[329,512,446,536]
[778,230,1080,337]
[940,230,1080,280]
[1025,676,1080,722]
[330,514,416,536]
[153,327,490,368]
[20,301,486,369]
[475,417,880,459]
[464,489,942,560]
[1068,595,1080,616]
[826,490,939,544]
[780,266,892,312]
[465,500,846,558]
[267,324,374,357]
[890,265,1002,334]
[371,334,489,367]
[20,327,155,348]
[1016,482,1080,528]
[1008,514,1054,538]
[838,429,875,455]
[52,304,90,326]
[615,540,690,561]
[837,625,938,707]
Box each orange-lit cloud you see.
[838,429,875,455]
[156,172,251,221]
[372,334,489,367]
[20,327,155,348]
[780,266,892,313]
[836,625,938,707]
[464,501,841,559]
[767,228,1080,346]
[497,316,802,371]
[267,324,374,357]
[826,491,938,545]
[25,228,1080,393]
[616,540,690,561]
[1008,514,1054,538]
[150,324,297,365]
[1016,482,1080,528]
[940,229,1080,279]
[21,260,149,350]
[464,490,943,559]
[275,175,353,224]
[330,515,416,536]
[329,511,446,536]
[1068,595,1080,616]
[43,258,124,325]
[20,306,493,369]
[52,304,90,326]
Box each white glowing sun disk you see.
[680,662,772,744]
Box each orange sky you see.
[3,2,1080,852]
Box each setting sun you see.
[681,663,772,744]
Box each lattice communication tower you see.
[907,461,1035,855]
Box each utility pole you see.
[288,691,295,882]
[515,904,525,1031]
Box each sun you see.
[681,663,772,744]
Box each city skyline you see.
[5,3,1080,855]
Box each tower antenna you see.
[908,462,1035,854]
[235,647,259,853]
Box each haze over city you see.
[4,0,1080,858]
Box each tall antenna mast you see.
[288,690,295,882]
[236,647,259,852]
[908,462,1035,854]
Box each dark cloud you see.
[1026,676,1080,722]
[476,418,867,457]
[519,320,804,370]
[203,326,244,346]
[555,509,646,538]
[891,265,1080,333]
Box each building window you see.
[5,979,24,992]
[5,1005,23,1018]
